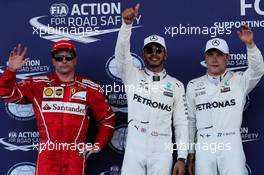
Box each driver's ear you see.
[51,57,55,66]
[226,54,230,63]
[165,51,168,60]
[73,57,77,65]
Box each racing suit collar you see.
[144,68,167,81]
[51,72,77,86]
[207,70,228,86]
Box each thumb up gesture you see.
[122,4,140,25]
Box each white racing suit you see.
[187,45,264,175]
[115,23,189,175]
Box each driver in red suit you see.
[0,40,116,175]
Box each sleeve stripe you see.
[76,81,99,90]
[1,87,15,98]
[32,80,51,83]
[103,124,114,129]
[105,113,115,120]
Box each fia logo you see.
[50,3,69,17]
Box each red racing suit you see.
[0,69,116,175]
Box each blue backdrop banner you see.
[0,0,263,174]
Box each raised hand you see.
[8,44,29,72]
[122,3,140,25]
[237,24,255,48]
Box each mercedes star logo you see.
[212,39,220,46]
[150,35,158,41]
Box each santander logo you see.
[43,104,51,110]
[42,101,86,116]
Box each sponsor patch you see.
[195,91,206,97]
[133,94,172,112]
[55,88,63,96]
[43,87,64,98]
[151,131,159,136]
[163,91,173,97]
[151,131,170,137]
[44,88,53,97]
[141,128,147,133]
[71,87,76,95]
[152,75,160,81]
[217,132,236,137]
[194,82,205,91]
[195,87,205,91]
[42,101,86,116]
[164,82,173,92]
[196,99,236,111]
[220,87,231,93]
[71,91,87,101]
